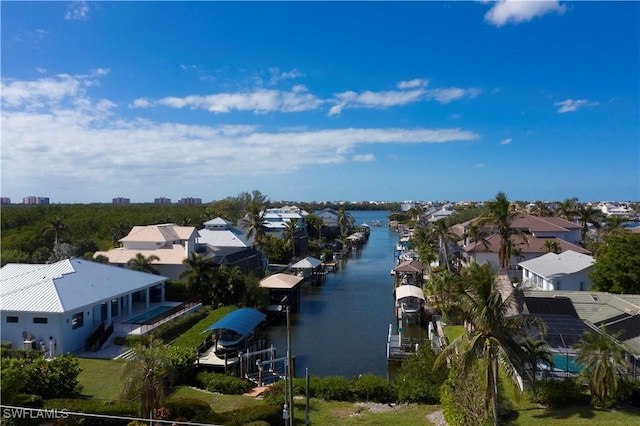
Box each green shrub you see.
[10,394,43,408]
[533,378,585,407]
[150,306,211,344]
[44,399,137,426]
[213,404,282,426]
[162,397,212,420]
[394,345,446,404]
[262,380,285,406]
[440,359,493,426]
[315,376,353,401]
[352,374,396,403]
[197,371,254,394]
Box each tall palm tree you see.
[337,207,355,237]
[42,215,68,247]
[424,268,459,316]
[574,327,629,408]
[475,192,526,272]
[520,337,554,392]
[433,219,459,272]
[282,218,299,260]
[435,262,530,426]
[464,222,490,264]
[179,253,216,305]
[555,197,578,221]
[244,201,267,247]
[574,204,602,247]
[127,253,160,274]
[120,340,173,418]
[305,214,324,241]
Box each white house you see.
[519,250,595,291]
[0,258,167,355]
[94,223,199,279]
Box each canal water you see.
[266,210,399,378]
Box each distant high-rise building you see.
[23,196,50,205]
[178,197,202,205]
[0,197,11,205]
[112,197,131,205]
[154,197,172,204]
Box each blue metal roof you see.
[202,308,266,336]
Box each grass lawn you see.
[442,324,465,344]
[511,404,640,425]
[77,358,127,400]
[172,305,237,349]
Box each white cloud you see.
[426,87,481,104]
[397,79,429,89]
[485,1,566,27]
[353,153,375,162]
[65,1,90,21]
[475,163,486,168]
[269,67,305,85]
[554,99,599,113]
[149,88,323,114]
[499,138,512,145]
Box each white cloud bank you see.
[65,1,90,21]
[485,0,566,27]
[1,72,481,201]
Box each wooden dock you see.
[323,261,339,272]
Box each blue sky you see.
[1,1,638,204]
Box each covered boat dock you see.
[198,308,267,367]
[260,273,304,313]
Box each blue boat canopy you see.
[201,308,266,336]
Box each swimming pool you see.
[552,353,583,374]
[125,305,174,324]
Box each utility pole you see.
[286,306,294,425]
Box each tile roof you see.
[94,245,188,265]
[464,234,590,255]
[1,258,166,313]
[119,223,196,244]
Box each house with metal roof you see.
[519,250,595,291]
[197,217,265,276]
[94,223,199,279]
[0,258,167,355]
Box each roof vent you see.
[591,294,599,301]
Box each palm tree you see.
[574,204,602,247]
[337,207,355,237]
[543,240,561,254]
[555,197,578,221]
[475,192,526,272]
[520,337,554,391]
[127,253,160,274]
[305,214,324,241]
[464,222,490,264]
[424,268,459,316]
[244,201,267,247]
[574,327,630,408]
[530,201,552,217]
[435,262,530,426]
[120,340,173,418]
[282,218,299,260]
[603,215,626,237]
[433,219,459,272]
[42,215,68,247]
[179,253,216,305]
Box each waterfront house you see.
[94,223,199,279]
[455,215,588,276]
[519,250,595,291]
[198,217,265,276]
[0,258,167,355]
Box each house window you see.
[7,316,18,323]
[72,312,84,329]
[33,317,48,324]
